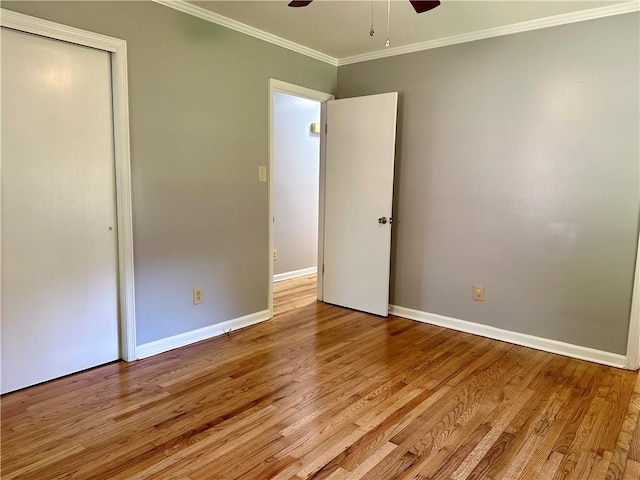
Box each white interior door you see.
[1,28,119,394]
[322,92,398,316]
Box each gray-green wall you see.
[3,1,638,355]
[338,13,639,354]
[3,1,336,344]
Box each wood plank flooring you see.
[2,274,640,479]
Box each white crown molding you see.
[338,0,640,66]
[136,309,270,359]
[152,0,638,67]
[389,305,628,369]
[151,0,338,66]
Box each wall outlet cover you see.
[473,285,485,302]
[193,287,203,305]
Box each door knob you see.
[378,217,388,224]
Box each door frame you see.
[267,79,334,316]
[626,229,640,369]
[0,9,137,361]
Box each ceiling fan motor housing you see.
[287,0,441,14]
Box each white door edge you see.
[0,8,137,362]
[267,79,334,318]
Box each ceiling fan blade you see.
[409,1,441,14]
[288,1,313,7]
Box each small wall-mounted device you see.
[193,287,203,305]
[310,122,321,134]
[258,165,267,182]
[473,285,485,302]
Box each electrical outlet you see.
[273,249,278,260]
[193,287,203,305]
[473,285,484,302]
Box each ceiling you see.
[190,0,627,60]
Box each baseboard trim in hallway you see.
[273,266,318,283]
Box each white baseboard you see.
[273,266,317,283]
[389,305,627,369]
[136,310,271,359]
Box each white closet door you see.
[1,28,119,394]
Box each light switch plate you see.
[258,166,267,182]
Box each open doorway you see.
[268,80,334,317]
[272,92,320,314]
[273,92,321,282]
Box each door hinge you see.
[325,123,327,134]
[322,264,325,273]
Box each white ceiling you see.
[191,0,627,59]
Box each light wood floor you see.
[2,274,640,479]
